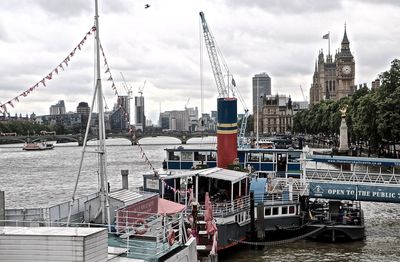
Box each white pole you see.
[94,0,111,231]
[328,31,331,57]
[195,175,199,203]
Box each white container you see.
[0,227,107,262]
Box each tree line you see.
[0,121,77,136]
[293,59,400,156]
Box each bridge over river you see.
[281,154,400,204]
[0,130,216,146]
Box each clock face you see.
[342,65,351,75]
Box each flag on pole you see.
[322,33,329,39]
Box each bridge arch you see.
[138,136,182,145]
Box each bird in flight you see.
[145,4,150,8]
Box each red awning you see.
[157,198,186,215]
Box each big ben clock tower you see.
[335,24,355,99]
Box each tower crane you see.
[184,97,190,110]
[199,12,229,98]
[138,80,146,96]
[300,85,307,102]
[199,11,249,148]
[120,72,133,100]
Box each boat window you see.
[264,207,271,216]
[181,151,193,161]
[282,206,288,215]
[262,153,273,162]
[194,151,206,161]
[272,207,279,215]
[288,152,300,163]
[289,206,295,214]
[168,151,180,161]
[207,152,217,161]
[248,153,261,162]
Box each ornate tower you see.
[335,24,355,99]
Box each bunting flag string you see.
[0,25,96,114]
[98,45,159,176]
[99,43,119,97]
[162,180,192,194]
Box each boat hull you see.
[306,224,365,242]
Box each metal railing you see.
[254,193,300,205]
[0,210,186,260]
[5,193,98,225]
[190,195,251,218]
[306,169,400,185]
[116,210,184,258]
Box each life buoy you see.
[134,218,148,235]
[168,229,176,246]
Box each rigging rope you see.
[0,25,96,113]
[98,45,158,175]
[99,43,119,97]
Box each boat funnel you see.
[217,97,238,168]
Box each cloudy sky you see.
[0,0,399,124]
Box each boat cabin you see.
[164,147,304,175]
[144,167,250,214]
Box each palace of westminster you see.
[253,26,380,135]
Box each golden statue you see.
[339,105,348,117]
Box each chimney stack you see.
[121,170,129,190]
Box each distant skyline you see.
[1,0,399,123]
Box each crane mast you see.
[199,11,229,98]
[199,11,250,149]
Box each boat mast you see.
[94,0,111,230]
[66,0,110,230]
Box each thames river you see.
[1,137,400,261]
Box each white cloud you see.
[0,0,399,123]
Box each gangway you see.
[301,155,400,204]
[267,154,400,204]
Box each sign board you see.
[145,178,160,191]
[309,155,400,167]
[309,182,400,203]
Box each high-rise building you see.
[371,79,380,89]
[158,107,198,132]
[49,100,66,115]
[310,26,356,105]
[77,102,90,131]
[77,102,90,116]
[252,73,271,110]
[252,73,271,133]
[159,112,170,130]
[110,96,130,131]
[135,96,145,131]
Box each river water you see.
[1,137,400,261]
